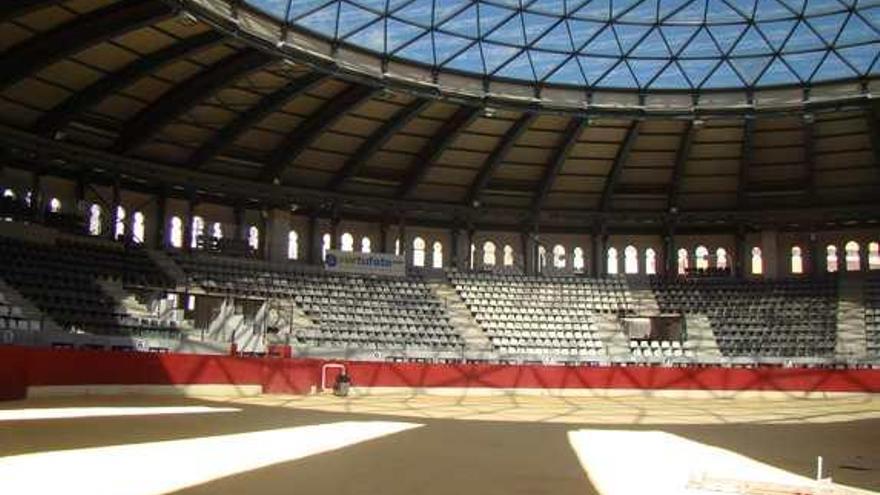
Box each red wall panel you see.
[1,346,878,400]
[0,346,27,400]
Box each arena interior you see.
[1,0,880,493]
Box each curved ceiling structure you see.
[0,0,878,231]
[251,0,880,92]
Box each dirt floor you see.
[1,394,878,495]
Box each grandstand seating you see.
[174,253,463,352]
[0,292,41,335]
[650,277,837,357]
[449,272,632,357]
[865,275,880,356]
[0,236,178,339]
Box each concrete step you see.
[429,282,495,353]
[836,277,867,360]
[684,314,722,358]
[593,313,630,360]
[627,288,662,316]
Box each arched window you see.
[88,204,102,236]
[322,233,331,261]
[169,216,183,248]
[503,245,514,267]
[361,236,371,253]
[1,189,15,199]
[537,245,546,273]
[624,245,638,274]
[114,206,126,239]
[845,241,861,271]
[432,241,443,268]
[132,212,145,244]
[695,245,709,270]
[211,222,223,239]
[288,231,299,260]
[191,216,204,248]
[826,245,838,273]
[791,246,803,274]
[751,247,763,275]
[48,198,62,213]
[607,247,619,275]
[677,248,688,275]
[247,226,259,250]
[413,237,426,267]
[483,241,496,267]
[573,247,585,272]
[340,232,354,252]
[869,242,880,270]
[470,243,475,270]
[553,244,566,269]
[395,238,400,256]
[716,248,728,270]
[645,248,656,275]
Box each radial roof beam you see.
[187,72,328,170]
[803,115,817,203]
[467,113,536,207]
[33,32,224,137]
[667,122,696,211]
[1,0,65,22]
[397,106,481,199]
[260,85,377,184]
[528,117,588,218]
[737,118,755,209]
[113,48,273,154]
[599,120,641,212]
[0,0,172,92]
[327,98,431,191]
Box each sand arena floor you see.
[0,393,878,494]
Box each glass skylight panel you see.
[247,0,880,90]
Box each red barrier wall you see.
[1,345,879,399]
[0,346,27,400]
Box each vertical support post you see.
[398,216,407,258]
[30,171,42,220]
[307,212,318,265]
[379,219,389,254]
[233,203,245,241]
[183,189,195,252]
[734,225,746,278]
[110,178,121,241]
[155,188,167,249]
[329,214,340,251]
[663,223,676,276]
[450,226,460,269]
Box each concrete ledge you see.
[344,386,877,400]
[27,384,263,398]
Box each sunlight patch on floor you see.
[0,421,421,495]
[0,406,240,422]
[567,429,875,495]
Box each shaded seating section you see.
[650,277,837,357]
[55,237,172,287]
[866,276,880,356]
[0,236,178,339]
[449,272,632,357]
[173,253,463,352]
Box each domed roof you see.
[247,0,880,91]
